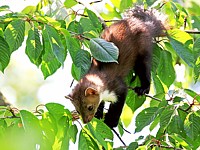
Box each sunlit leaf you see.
[20,110,43,147]
[45,25,66,65]
[169,37,195,67]
[25,27,43,67]
[184,89,200,103]
[78,130,99,150]
[41,25,67,78]
[120,0,133,12]
[22,6,36,14]
[45,103,65,119]
[4,19,25,52]
[0,5,9,12]
[0,36,10,72]
[64,0,78,8]
[170,134,192,149]
[68,124,78,143]
[87,123,108,149]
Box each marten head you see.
[66,75,104,123]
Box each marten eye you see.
[88,105,93,111]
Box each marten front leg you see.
[134,54,151,96]
[104,79,127,128]
[95,101,105,119]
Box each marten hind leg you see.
[134,54,151,96]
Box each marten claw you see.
[133,87,150,96]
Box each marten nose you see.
[83,114,94,123]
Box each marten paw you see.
[134,86,150,96]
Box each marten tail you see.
[124,5,168,37]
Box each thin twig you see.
[70,79,74,88]
[185,30,200,34]
[89,0,102,5]
[112,128,126,147]
[119,124,131,134]
[145,94,162,102]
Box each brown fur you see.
[67,6,167,127]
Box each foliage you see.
[0,0,200,149]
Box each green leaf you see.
[71,63,81,81]
[45,103,65,119]
[160,105,175,131]
[64,0,78,8]
[117,119,124,136]
[41,26,64,78]
[0,36,10,72]
[157,50,176,87]
[0,5,9,12]
[79,18,96,33]
[184,112,200,141]
[168,115,186,137]
[120,0,133,12]
[4,19,25,52]
[152,73,165,94]
[184,89,200,103]
[194,59,200,82]
[66,34,81,63]
[152,44,161,73]
[193,38,200,61]
[127,142,138,150]
[126,90,146,113]
[74,50,91,79]
[22,6,36,14]
[110,0,120,9]
[90,38,119,63]
[45,25,66,65]
[135,107,159,132]
[86,9,102,33]
[78,130,99,150]
[169,37,195,67]
[100,3,122,20]
[90,118,113,140]
[25,27,43,67]
[170,134,192,149]
[68,21,83,34]
[87,123,108,149]
[20,110,43,147]
[68,124,78,143]
[40,112,57,146]
[126,76,145,113]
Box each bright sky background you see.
[1,0,199,149]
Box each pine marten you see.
[66,6,167,128]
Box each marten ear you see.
[85,87,99,97]
[65,95,73,101]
